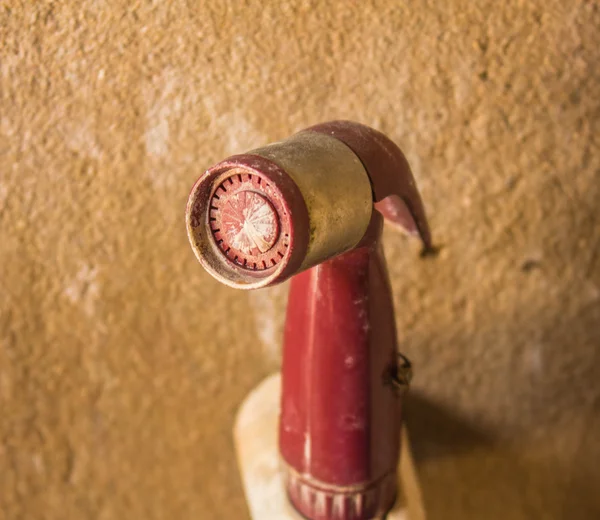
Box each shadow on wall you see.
[405,374,600,520]
[400,188,600,520]
[405,394,497,465]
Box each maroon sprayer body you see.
[186,121,431,520]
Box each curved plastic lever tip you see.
[306,120,432,251]
[375,196,420,237]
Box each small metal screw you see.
[385,352,413,396]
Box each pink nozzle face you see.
[208,171,287,271]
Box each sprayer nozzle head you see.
[186,155,310,289]
[187,122,431,289]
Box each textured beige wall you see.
[1,1,598,519]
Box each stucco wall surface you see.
[0,1,598,519]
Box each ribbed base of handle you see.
[284,465,397,520]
